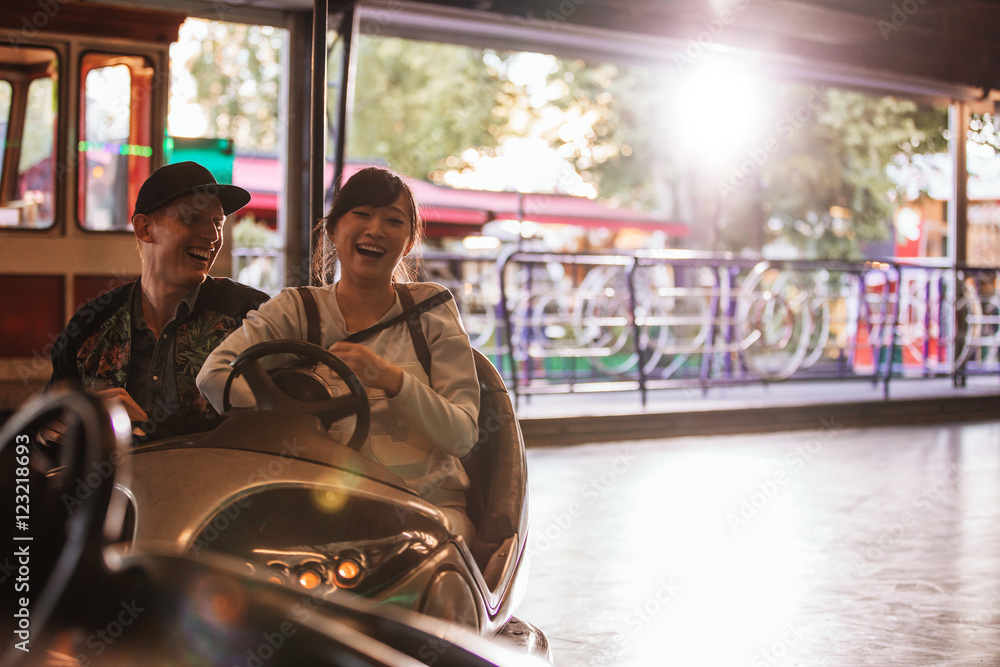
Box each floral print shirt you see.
[51,277,268,440]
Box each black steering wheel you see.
[0,386,130,665]
[222,339,371,451]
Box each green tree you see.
[348,37,508,178]
[545,58,672,210]
[183,21,283,152]
[715,86,948,259]
[969,113,1000,152]
[409,49,677,210]
[175,23,963,259]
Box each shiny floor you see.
[517,420,1000,666]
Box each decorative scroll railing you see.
[415,250,1000,406]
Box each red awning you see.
[232,157,689,237]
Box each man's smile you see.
[187,247,213,263]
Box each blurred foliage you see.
[969,112,1000,152]
[231,216,279,248]
[718,88,949,259]
[348,37,507,178]
[345,36,953,259]
[541,59,670,211]
[175,20,976,260]
[183,21,283,152]
[20,77,56,172]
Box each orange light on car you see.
[335,559,362,587]
[338,560,359,580]
[298,569,322,590]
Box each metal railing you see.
[416,250,1000,407]
[233,247,1000,405]
[233,246,285,297]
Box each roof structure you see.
[91,0,1000,101]
[396,0,1000,101]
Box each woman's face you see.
[331,191,413,287]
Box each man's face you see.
[137,193,226,291]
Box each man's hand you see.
[36,388,148,454]
[329,342,404,397]
[93,388,148,423]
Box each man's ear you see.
[132,214,153,243]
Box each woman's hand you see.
[329,341,404,397]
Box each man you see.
[49,161,269,439]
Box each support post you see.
[948,101,968,266]
[308,0,331,286]
[280,11,312,287]
[947,101,969,386]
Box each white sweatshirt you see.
[196,281,480,508]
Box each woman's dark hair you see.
[311,167,424,285]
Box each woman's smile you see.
[355,243,387,259]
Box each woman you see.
[197,167,480,543]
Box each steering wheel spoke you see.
[306,394,368,423]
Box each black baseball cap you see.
[133,161,251,217]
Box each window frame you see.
[0,45,59,231]
[76,51,157,233]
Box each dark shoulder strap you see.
[340,284,453,380]
[342,286,452,345]
[394,283,433,381]
[295,286,322,346]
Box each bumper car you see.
[1,343,550,665]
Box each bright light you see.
[168,19,210,138]
[335,558,362,588]
[441,137,598,197]
[670,64,773,169]
[168,103,209,138]
[298,569,322,590]
[896,207,921,242]
[337,560,360,581]
[462,235,501,251]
